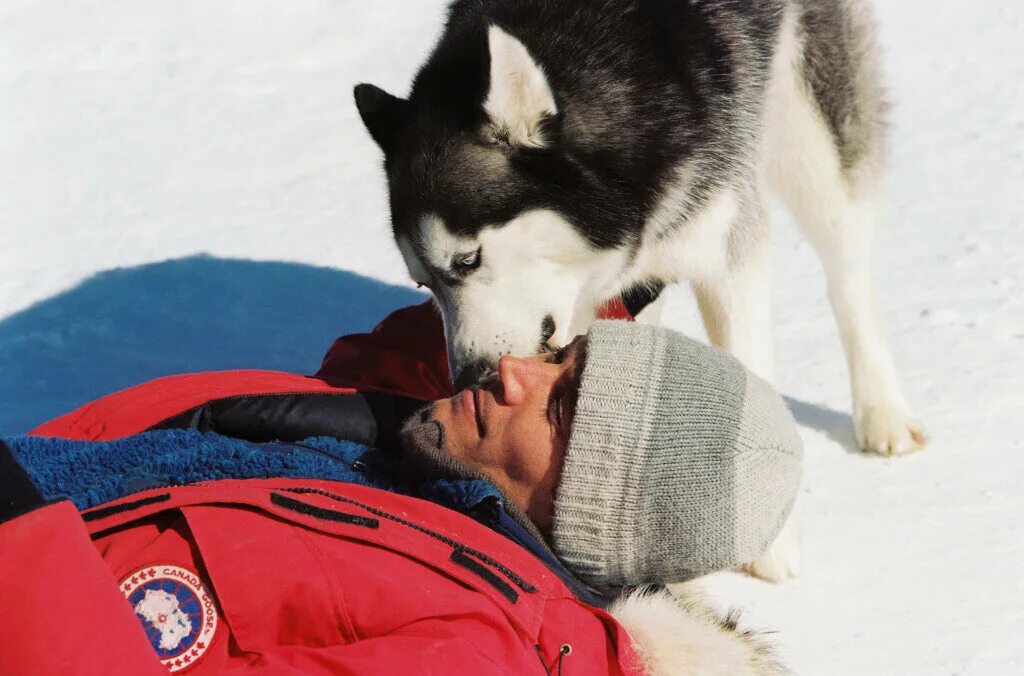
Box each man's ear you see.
[484,25,558,149]
[354,83,409,156]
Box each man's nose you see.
[497,355,547,405]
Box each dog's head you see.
[356,25,634,388]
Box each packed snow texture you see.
[1,2,1021,673]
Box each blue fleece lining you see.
[7,430,386,510]
[420,478,503,512]
[6,429,505,516]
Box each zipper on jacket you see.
[273,440,372,475]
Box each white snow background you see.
[1,1,1021,673]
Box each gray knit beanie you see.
[551,321,802,589]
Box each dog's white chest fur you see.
[625,189,741,291]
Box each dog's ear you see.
[354,83,409,157]
[484,25,558,149]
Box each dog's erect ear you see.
[484,25,558,149]
[354,83,409,156]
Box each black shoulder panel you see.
[150,391,425,448]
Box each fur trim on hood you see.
[609,584,787,675]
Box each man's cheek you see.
[505,426,543,485]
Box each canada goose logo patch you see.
[120,564,218,672]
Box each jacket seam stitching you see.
[293,526,360,644]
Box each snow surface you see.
[1,1,1021,673]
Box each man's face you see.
[426,335,588,533]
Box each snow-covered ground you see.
[1,1,1021,673]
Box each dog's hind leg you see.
[786,190,925,456]
[764,2,926,455]
[743,510,801,584]
[691,197,800,583]
[691,202,774,383]
[632,291,667,326]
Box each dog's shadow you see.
[3,258,864,451]
[784,396,860,454]
[0,255,427,435]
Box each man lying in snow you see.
[0,302,801,675]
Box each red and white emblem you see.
[120,564,218,672]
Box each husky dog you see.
[354,0,927,578]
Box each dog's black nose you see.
[453,359,492,391]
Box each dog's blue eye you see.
[453,248,482,273]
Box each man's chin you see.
[397,400,451,454]
[405,400,440,429]
[404,395,464,435]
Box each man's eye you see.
[544,345,567,362]
[549,391,565,436]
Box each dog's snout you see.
[540,315,556,350]
[453,359,492,391]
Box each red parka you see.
[0,301,642,675]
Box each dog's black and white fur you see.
[355,0,926,581]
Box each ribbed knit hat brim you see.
[551,321,802,589]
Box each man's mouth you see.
[462,387,485,439]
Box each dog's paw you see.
[742,519,801,583]
[855,403,928,456]
[743,547,800,584]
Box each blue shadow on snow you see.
[0,255,427,435]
